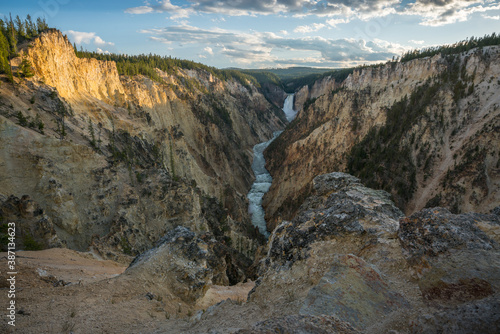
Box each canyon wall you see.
[293,74,340,112]
[0,30,284,260]
[264,47,500,231]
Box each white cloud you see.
[94,36,115,46]
[280,30,289,35]
[124,0,398,20]
[482,14,500,20]
[125,0,194,18]
[405,0,500,26]
[96,48,111,55]
[326,18,349,27]
[124,0,500,27]
[204,46,214,55]
[294,23,326,33]
[141,24,403,67]
[409,39,425,45]
[64,30,96,44]
[211,17,226,23]
[65,30,114,46]
[125,6,154,14]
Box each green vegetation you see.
[169,141,177,180]
[401,33,500,62]
[0,15,49,82]
[282,67,356,93]
[88,117,97,149]
[120,237,133,255]
[0,221,8,251]
[18,55,34,77]
[347,50,478,209]
[75,50,258,90]
[16,111,28,126]
[241,67,356,93]
[35,113,44,133]
[55,98,67,140]
[23,232,42,250]
[239,69,281,86]
[347,79,442,208]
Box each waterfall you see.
[283,94,297,122]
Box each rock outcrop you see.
[124,226,253,303]
[248,173,412,331]
[244,173,500,333]
[236,314,359,334]
[293,74,340,112]
[5,171,499,333]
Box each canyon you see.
[0,29,499,334]
[264,47,500,231]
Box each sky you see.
[2,1,500,69]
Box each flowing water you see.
[247,94,297,237]
[282,94,297,121]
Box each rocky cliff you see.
[246,173,500,333]
[5,172,499,333]
[0,30,284,263]
[293,74,340,112]
[264,47,500,230]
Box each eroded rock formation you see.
[264,47,500,231]
[0,29,284,263]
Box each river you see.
[247,94,296,238]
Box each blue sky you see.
[2,1,500,68]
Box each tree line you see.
[75,49,259,91]
[401,33,500,62]
[0,14,49,82]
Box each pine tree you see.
[19,56,34,77]
[0,28,12,82]
[14,15,25,40]
[88,117,97,148]
[16,111,28,126]
[35,114,44,134]
[25,15,37,38]
[7,15,17,56]
[36,17,48,33]
[56,99,66,140]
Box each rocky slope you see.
[264,46,500,231]
[0,30,284,263]
[5,173,499,333]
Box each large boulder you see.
[124,226,252,303]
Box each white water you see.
[247,94,298,238]
[247,131,281,238]
[283,94,297,122]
